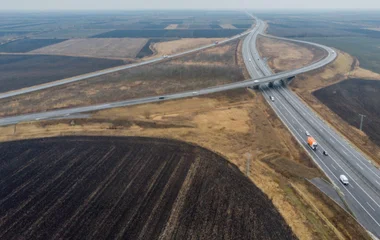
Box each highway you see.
[0,28,252,100]
[0,13,378,237]
[243,19,380,237]
[0,19,337,127]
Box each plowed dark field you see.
[314,79,380,146]
[0,136,296,240]
[0,55,124,93]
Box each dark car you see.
[159,96,165,100]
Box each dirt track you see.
[0,136,296,240]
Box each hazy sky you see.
[1,0,379,10]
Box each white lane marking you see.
[367,202,376,211]
[260,87,380,227]
[280,86,380,180]
[343,151,348,156]
[350,184,355,189]
[331,164,337,170]
[376,180,380,185]
[329,138,335,143]
[356,163,364,170]
[268,86,380,209]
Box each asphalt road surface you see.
[0,28,251,100]
[0,18,337,127]
[242,20,380,237]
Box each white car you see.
[254,80,259,83]
[192,91,198,95]
[270,96,275,102]
[339,175,349,185]
[305,131,310,136]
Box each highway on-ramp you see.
[0,18,337,127]
[1,13,377,236]
[0,28,251,100]
[243,19,380,237]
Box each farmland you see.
[31,38,149,59]
[0,89,370,240]
[0,41,243,117]
[0,55,124,93]
[0,11,252,41]
[0,136,296,240]
[295,37,380,74]
[92,29,245,38]
[260,12,380,74]
[0,39,66,52]
[314,79,380,146]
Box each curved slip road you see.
[243,19,380,237]
[0,18,337,127]
[0,29,251,100]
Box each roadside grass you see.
[0,41,243,117]
[296,37,380,74]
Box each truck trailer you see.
[307,136,318,150]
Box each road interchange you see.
[243,19,380,237]
[0,14,378,237]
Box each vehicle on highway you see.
[307,136,318,151]
[254,80,259,83]
[158,96,165,100]
[305,131,310,136]
[214,41,219,44]
[192,91,198,95]
[339,175,349,185]
[270,96,274,102]
[323,150,328,156]
[163,55,169,59]
[248,58,251,62]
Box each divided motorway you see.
[0,19,337,126]
[243,19,380,237]
[0,28,252,100]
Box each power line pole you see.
[359,114,366,131]
[245,153,252,177]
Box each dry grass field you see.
[150,37,225,56]
[0,89,370,240]
[165,24,178,29]
[0,41,243,117]
[0,136,296,240]
[31,38,149,59]
[219,24,237,29]
[257,35,327,73]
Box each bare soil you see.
[0,54,125,93]
[0,136,296,240]
[314,79,380,147]
[0,88,370,240]
[0,41,243,118]
[31,38,148,59]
